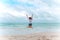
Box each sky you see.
[0,0,60,23]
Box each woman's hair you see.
[29,17,32,19]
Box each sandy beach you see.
[0,26,60,40]
[0,32,60,40]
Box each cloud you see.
[0,0,60,23]
[0,2,27,18]
[53,0,60,4]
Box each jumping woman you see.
[26,14,33,28]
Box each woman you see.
[26,14,33,28]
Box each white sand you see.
[0,32,60,40]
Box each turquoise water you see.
[0,23,60,35]
[0,23,60,28]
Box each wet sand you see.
[0,32,60,40]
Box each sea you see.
[0,23,60,35]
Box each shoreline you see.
[0,27,60,35]
[0,27,60,40]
